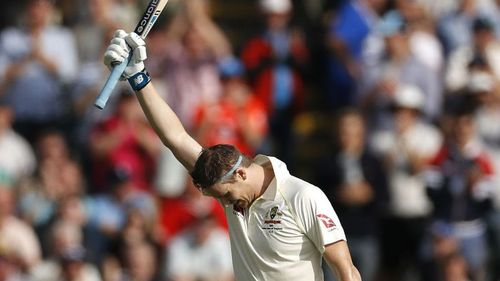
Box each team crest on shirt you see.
[262,206,283,233]
[316,214,336,230]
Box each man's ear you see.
[236,167,247,181]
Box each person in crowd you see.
[0,184,41,271]
[395,0,444,73]
[85,166,156,264]
[193,56,268,157]
[30,221,101,281]
[360,10,442,129]
[445,16,500,94]
[324,0,387,109]
[164,214,233,281]
[370,84,443,281]
[425,101,495,281]
[0,101,35,185]
[17,130,77,239]
[0,0,78,143]
[158,179,227,245]
[88,91,160,192]
[241,0,309,166]
[438,0,481,56]
[162,0,232,131]
[121,242,159,281]
[316,109,389,281]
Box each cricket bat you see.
[94,0,169,109]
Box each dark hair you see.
[190,144,250,189]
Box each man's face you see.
[202,178,252,210]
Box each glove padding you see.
[103,30,147,79]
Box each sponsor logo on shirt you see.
[262,206,283,233]
[317,214,336,229]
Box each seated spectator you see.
[164,214,233,281]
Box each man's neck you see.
[257,163,275,198]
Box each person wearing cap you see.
[102,30,361,280]
[193,56,268,157]
[370,83,443,281]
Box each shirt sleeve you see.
[294,185,346,253]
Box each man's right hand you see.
[103,30,148,79]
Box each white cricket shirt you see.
[225,155,346,281]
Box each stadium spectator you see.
[0,0,78,143]
[17,130,77,235]
[161,0,231,131]
[30,222,101,281]
[0,102,36,185]
[241,0,309,167]
[396,0,444,73]
[360,10,442,129]
[0,184,41,270]
[120,242,159,281]
[164,213,233,281]
[370,84,443,281]
[88,91,160,192]
[425,103,495,281]
[324,0,387,109]
[437,0,479,56]
[445,16,500,94]
[316,109,389,281]
[158,180,227,244]
[193,56,268,157]
[85,166,156,264]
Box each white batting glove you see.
[103,30,148,79]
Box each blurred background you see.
[0,0,499,280]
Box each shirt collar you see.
[253,154,290,201]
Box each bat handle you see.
[94,55,130,109]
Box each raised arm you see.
[103,30,202,171]
[136,83,202,170]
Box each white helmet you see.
[393,84,425,110]
[260,0,292,14]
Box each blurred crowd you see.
[0,0,499,280]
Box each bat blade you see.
[94,0,169,110]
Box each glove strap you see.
[128,70,151,91]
